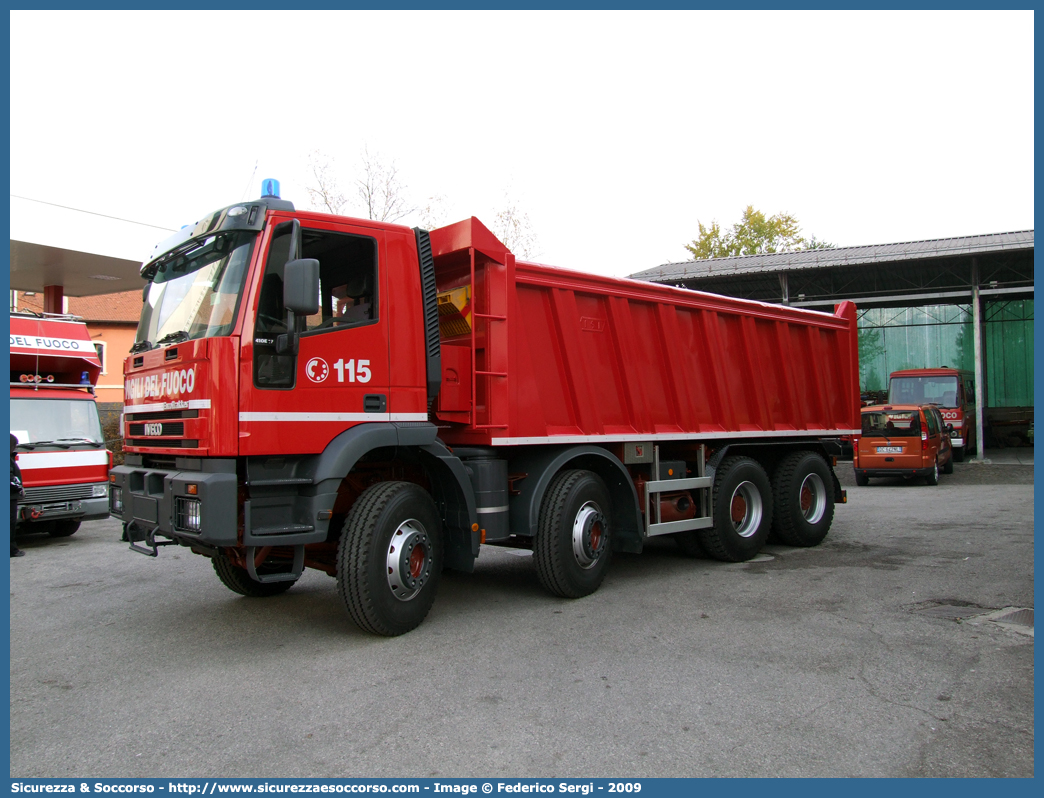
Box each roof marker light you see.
[261,178,281,199]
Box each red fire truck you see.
[110,186,860,635]
[888,367,977,461]
[10,312,110,537]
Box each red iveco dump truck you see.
[11,312,111,537]
[110,186,860,635]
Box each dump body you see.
[10,314,110,532]
[431,218,861,446]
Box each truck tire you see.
[535,470,613,598]
[942,454,954,475]
[771,451,834,548]
[212,552,297,597]
[953,446,965,462]
[337,481,442,636]
[925,459,939,486]
[698,456,772,562]
[48,520,80,537]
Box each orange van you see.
[854,404,954,486]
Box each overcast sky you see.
[9,10,1035,278]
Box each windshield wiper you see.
[156,330,190,345]
[16,440,71,450]
[56,438,104,448]
[131,340,153,354]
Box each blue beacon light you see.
[261,178,281,199]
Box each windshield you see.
[136,231,257,347]
[888,376,959,407]
[861,410,921,438]
[10,398,104,445]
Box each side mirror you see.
[946,423,954,433]
[283,259,320,315]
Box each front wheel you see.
[698,456,773,562]
[535,470,613,598]
[337,482,442,636]
[772,451,834,547]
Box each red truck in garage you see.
[110,186,861,635]
[888,367,977,461]
[10,312,111,538]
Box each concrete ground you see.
[9,458,1033,778]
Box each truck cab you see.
[10,313,111,537]
[888,368,976,460]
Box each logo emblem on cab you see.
[305,357,330,383]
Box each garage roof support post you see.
[43,284,64,314]
[972,259,987,462]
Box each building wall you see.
[89,323,137,404]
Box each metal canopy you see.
[631,230,1034,308]
[9,240,145,297]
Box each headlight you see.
[174,497,201,533]
[92,483,108,497]
[110,487,123,513]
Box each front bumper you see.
[109,461,238,547]
[17,494,109,524]
[110,455,333,551]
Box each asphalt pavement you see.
[8,457,1034,778]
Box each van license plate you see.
[877,446,902,454]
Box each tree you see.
[355,146,416,223]
[305,150,347,215]
[685,206,832,260]
[492,198,539,259]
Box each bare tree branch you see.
[493,197,539,259]
[304,150,348,215]
[356,146,416,223]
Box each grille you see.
[126,439,199,448]
[23,484,94,503]
[125,410,199,421]
[129,422,185,436]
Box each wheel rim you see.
[572,501,608,569]
[729,481,763,538]
[386,519,432,601]
[799,473,827,524]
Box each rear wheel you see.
[212,552,297,597]
[698,456,772,562]
[337,482,442,636]
[535,470,613,598]
[48,519,80,537]
[854,470,870,487]
[925,459,939,486]
[772,451,834,547]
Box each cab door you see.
[240,218,390,456]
